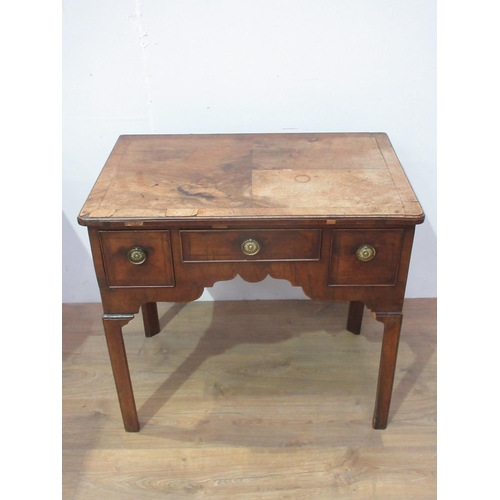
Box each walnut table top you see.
[79,133,423,225]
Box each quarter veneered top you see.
[78,133,424,225]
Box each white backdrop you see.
[62,0,436,302]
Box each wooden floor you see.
[62,299,436,499]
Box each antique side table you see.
[78,133,424,432]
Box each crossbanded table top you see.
[78,133,424,225]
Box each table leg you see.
[372,312,403,429]
[142,302,161,337]
[102,314,140,432]
[346,301,364,335]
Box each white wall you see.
[62,0,436,302]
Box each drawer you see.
[328,229,403,285]
[180,229,322,262]
[99,230,175,287]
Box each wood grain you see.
[78,133,424,224]
[63,299,436,499]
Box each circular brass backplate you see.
[127,246,147,265]
[356,244,376,262]
[241,239,261,256]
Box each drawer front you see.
[100,231,174,287]
[329,229,403,285]
[180,229,322,262]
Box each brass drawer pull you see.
[127,246,147,265]
[356,244,376,262]
[241,238,261,256]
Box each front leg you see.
[372,312,403,429]
[102,314,140,432]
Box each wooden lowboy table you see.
[78,133,424,432]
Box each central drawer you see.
[180,229,322,262]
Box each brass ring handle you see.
[356,244,376,262]
[127,246,147,265]
[241,238,261,256]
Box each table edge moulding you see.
[77,132,424,432]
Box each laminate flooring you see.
[62,299,436,499]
